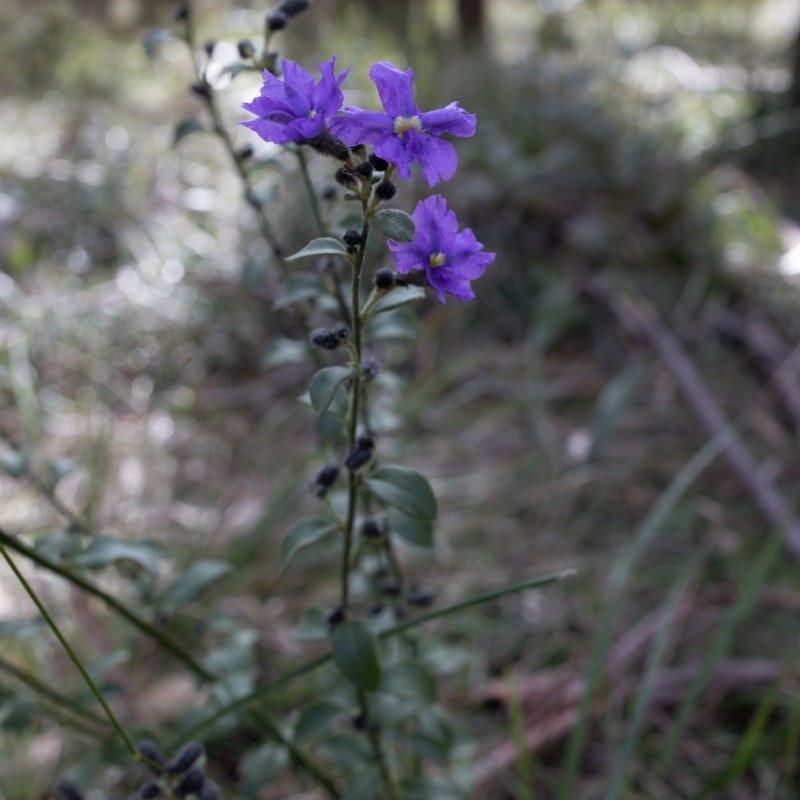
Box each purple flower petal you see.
[329,109,394,146]
[372,132,417,180]
[313,57,350,118]
[281,59,315,97]
[369,62,420,119]
[420,102,477,138]
[386,239,428,273]
[450,228,496,279]
[414,135,458,187]
[412,195,458,251]
[426,266,476,303]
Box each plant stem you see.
[0,528,215,682]
[359,689,401,800]
[296,148,326,235]
[250,708,341,798]
[0,543,138,759]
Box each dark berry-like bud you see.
[356,161,374,178]
[343,229,362,247]
[369,602,384,615]
[375,181,397,200]
[394,606,407,620]
[334,325,350,341]
[175,767,205,797]
[173,1,190,21]
[56,778,86,800]
[369,154,390,171]
[347,245,358,255]
[374,268,394,290]
[335,167,357,188]
[357,434,375,449]
[361,518,383,539]
[267,10,288,30]
[136,739,165,773]
[199,780,221,800]
[302,131,350,161]
[140,783,161,799]
[396,269,427,288]
[237,145,254,161]
[322,183,337,200]
[190,82,210,98]
[310,328,341,350]
[407,586,435,607]
[315,464,339,489]
[352,712,366,730]
[327,607,345,628]
[278,0,312,17]
[380,582,401,597]
[345,446,372,472]
[237,39,255,58]
[362,359,380,382]
[166,741,204,775]
[203,40,216,56]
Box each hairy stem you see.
[0,543,138,759]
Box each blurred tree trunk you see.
[458,0,485,45]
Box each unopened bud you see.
[327,607,345,627]
[362,359,380,381]
[352,712,366,730]
[334,325,350,341]
[173,1,190,21]
[357,434,375,449]
[136,739,164,773]
[407,586,435,607]
[352,144,367,158]
[278,0,312,17]
[395,270,427,288]
[310,328,341,350]
[335,167,357,188]
[375,181,396,200]
[302,130,350,161]
[379,582,401,597]
[368,153,390,171]
[267,10,288,30]
[56,778,86,800]
[315,464,339,489]
[356,161,373,178]
[175,767,205,797]
[199,780,221,800]
[374,268,394,290]
[322,183,337,200]
[361,518,383,539]
[166,741,204,775]
[343,229,362,247]
[345,445,372,472]
[140,783,161,799]
[237,39,255,59]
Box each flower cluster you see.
[242,56,494,302]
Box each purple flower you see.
[329,62,476,187]
[388,195,495,303]
[241,57,349,145]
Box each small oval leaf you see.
[367,285,426,318]
[173,118,205,146]
[366,465,437,521]
[280,517,338,573]
[370,209,416,242]
[158,560,231,610]
[294,701,345,743]
[387,507,434,550]
[310,366,353,417]
[72,537,163,574]
[332,620,381,691]
[286,237,349,262]
[382,660,437,704]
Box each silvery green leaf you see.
[332,620,381,691]
[286,237,349,261]
[370,209,415,242]
[367,285,426,317]
[280,517,338,573]
[173,119,205,146]
[366,465,437,521]
[72,537,163,574]
[309,366,353,417]
[158,560,232,609]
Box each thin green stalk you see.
[296,148,326,235]
[0,528,215,682]
[176,569,575,744]
[359,689,401,800]
[508,670,535,800]
[250,708,341,798]
[0,543,138,759]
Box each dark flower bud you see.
[394,606,407,620]
[347,245,358,255]
[374,268,394,289]
[396,270,427,288]
[361,518,383,539]
[199,780,221,800]
[190,82,210,98]
[352,144,367,158]
[56,778,86,800]
[136,739,164,773]
[327,607,344,628]
[356,161,374,178]
[343,229,362,247]
[368,154,390,171]
[166,741,204,775]
[315,464,339,489]
[322,183,337,200]
[369,602,384,615]
[335,167,357,188]
[357,434,375,449]
[375,181,397,200]
[140,783,161,799]
[203,40,216,56]
[173,1,190,21]
[302,131,350,161]
[278,0,312,17]
[407,586,435,607]
[345,445,372,472]
[237,39,255,59]
[267,11,288,30]
[175,767,205,797]
[310,328,341,350]
[362,359,380,382]
[379,582,401,597]
[334,325,350,341]
[352,712,366,730]
[237,145,254,161]
[375,566,389,578]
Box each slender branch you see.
[0,528,215,682]
[0,543,138,759]
[296,148,326,235]
[175,569,576,744]
[359,689,401,800]
[250,708,341,798]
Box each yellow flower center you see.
[394,116,422,135]
[308,109,317,119]
[429,252,446,268]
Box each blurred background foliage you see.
[3,0,800,798]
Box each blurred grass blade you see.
[690,677,783,800]
[604,548,704,800]
[558,426,737,800]
[507,670,535,800]
[654,521,786,779]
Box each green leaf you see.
[280,517,338,573]
[0,450,28,478]
[143,29,173,56]
[173,118,205,146]
[344,767,381,800]
[158,560,231,609]
[370,209,416,242]
[34,532,82,564]
[382,660,437,704]
[309,366,353,417]
[286,237,349,262]
[72,537,163,574]
[274,271,324,309]
[294,701,345,743]
[387,507,434,550]
[293,606,329,642]
[240,741,289,794]
[368,286,427,317]
[332,620,381,691]
[319,732,375,772]
[365,307,422,341]
[366,465,437,521]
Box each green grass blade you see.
[508,670,535,800]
